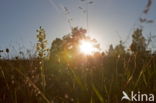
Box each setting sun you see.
[79,40,97,55]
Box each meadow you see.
[0,27,156,103]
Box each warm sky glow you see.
[79,40,97,55]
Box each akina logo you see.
[121,91,155,102]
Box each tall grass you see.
[0,27,156,103]
[0,51,156,103]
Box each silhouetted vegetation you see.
[0,27,156,103]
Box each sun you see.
[79,40,97,55]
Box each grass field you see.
[0,50,156,103]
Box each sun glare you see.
[79,40,97,55]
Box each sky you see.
[0,0,156,55]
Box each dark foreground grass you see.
[0,53,156,103]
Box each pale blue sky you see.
[0,0,156,54]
